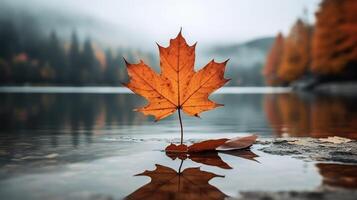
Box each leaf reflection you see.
[124,160,228,200]
[126,150,259,199]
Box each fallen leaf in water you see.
[188,138,229,152]
[165,143,188,153]
[319,136,352,144]
[165,135,257,153]
[125,164,228,200]
[124,31,229,121]
[166,148,259,169]
[216,135,258,151]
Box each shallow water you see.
[0,87,356,199]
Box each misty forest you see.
[0,1,275,86]
[1,0,356,88]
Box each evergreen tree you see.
[0,20,18,84]
[0,20,19,59]
[47,31,66,83]
[69,31,81,84]
[81,38,99,84]
[104,48,119,85]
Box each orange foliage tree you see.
[277,19,312,83]
[262,33,284,85]
[263,94,357,139]
[311,0,357,75]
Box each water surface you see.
[0,87,356,199]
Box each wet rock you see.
[234,190,357,200]
[258,137,357,164]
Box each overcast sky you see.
[4,0,321,48]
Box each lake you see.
[0,87,356,199]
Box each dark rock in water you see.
[292,79,357,95]
[313,82,357,95]
[328,151,357,163]
[291,76,319,91]
[258,137,357,164]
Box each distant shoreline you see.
[0,86,291,94]
[292,81,357,96]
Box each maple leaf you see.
[124,31,229,121]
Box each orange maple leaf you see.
[124,31,229,121]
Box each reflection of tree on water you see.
[0,93,145,147]
[0,93,148,171]
[126,150,259,200]
[264,93,357,139]
[316,163,357,189]
[69,94,97,146]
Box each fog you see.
[1,0,321,49]
[0,0,323,86]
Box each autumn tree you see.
[263,32,284,85]
[278,19,312,83]
[311,0,357,76]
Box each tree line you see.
[0,18,155,85]
[263,0,357,86]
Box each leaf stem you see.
[178,108,184,145]
[178,159,184,174]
